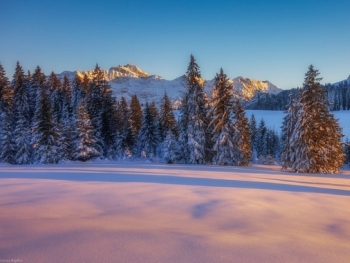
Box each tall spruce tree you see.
[88,64,105,156]
[73,100,100,161]
[159,92,177,141]
[249,114,258,160]
[281,93,298,169]
[129,94,143,145]
[71,73,86,112]
[137,102,160,159]
[232,99,251,166]
[31,86,60,164]
[256,119,267,158]
[209,68,236,165]
[0,64,15,163]
[29,66,46,122]
[291,65,344,173]
[12,62,32,164]
[0,64,9,112]
[118,96,133,155]
[100,81,118,158]
[180,54,208,164]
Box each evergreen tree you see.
[29,66,46,122]
[180,54,208,164]
[232,99,251,166]
[71,73,86,111]
[117,97,133,155]
[159,92,177,141]
[130,94,143,145]
[344,138,350,165]
[87,64,105,155]
[137,102,160,159]
[281,93,298,169]
[73,100,100,161]
[0,66,14,163]
[100,81,118,158]
[249,114,258,159]
[209,68,236,165]
[0,105,15,164]
[12,62,32,164]
[31,86,60,164]
[291,65,344,173]
[161,131,178,164]
[0,63,9,112]
[256,119,267,158]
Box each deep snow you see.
[1,162,350,262]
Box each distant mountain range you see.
[56,64,282,107]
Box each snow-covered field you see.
[1,162,350,262]
[246,110,350,139]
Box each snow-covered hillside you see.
[57,64,282,106]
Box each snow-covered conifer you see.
[130,94,143,142]
[137,102,160,159]
[73,100,100,161]
[281,93,298,169]
[291,65,344,173]
[31,86,60,164]
[209,68,235,165]
[182,54,209,164]
[12,62,32,164]
[232,99,251,166]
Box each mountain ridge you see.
[56,64,283,106]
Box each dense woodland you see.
[245,79,350,111]
[0,57,348,173]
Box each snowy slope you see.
[1,162,350,263]
[57,64,282,106]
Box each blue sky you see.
[1,0,350,89]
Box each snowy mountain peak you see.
[56,65,282,106]
[108,64,149,79]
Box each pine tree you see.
[31,86,60,164]
[137,102,160,159]
[117,96,133,155]
[71,73,86,111]
[100,81,118,158]
[281,93,298,169]
[73,100,100,161]
[159,92,177,141]
[0,63,9,112]
[181,54,208,164]
[249,114,258,159]
[232,99,251,166]
[161,131,178,164]
[12,62,32,164]
[130,94,143,145]
[0,105,15,164]
[29,66,46,123]
[256,119,267,158]
[291,65,344,173]
[87,64,105,156]
[209,68,236,165]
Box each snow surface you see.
[1,162,350,262]
[246,110,350,140]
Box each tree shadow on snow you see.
[1,166,350,197]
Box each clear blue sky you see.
[1,0,350,89]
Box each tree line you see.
[246,79,350,111]
[0,58,346,173]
